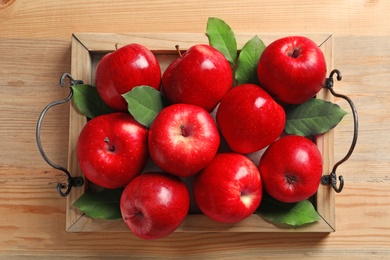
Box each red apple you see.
[120,172,190,240]
[162,44,233,112]
[77,112,148,189]
[259,135,323,203]
[216,84,285,154]
[193,153,262,223]
[148,103,220,177]
[95,43,161,111]
[257,36,327,104]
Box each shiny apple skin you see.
[259,135,323,203]
[77,112,149,189]
[95,43,161,111]
[193,153,262,223]
[148,103,220,177]
[120,172,190,240]
[257,36,327,104]
[162,44,233,112]
[216,84,286,154]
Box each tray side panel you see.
[66,35,91,231]
[315,34,336,231]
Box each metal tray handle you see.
[320,69,359,193]
[36,73,84,197]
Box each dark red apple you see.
[259,135,323,203]
[77,112,148,189]
[216,84,285,154]
[120,172,190,240]
[193,153,262,223]
[148,103,220,177]
[95,43,161,111]
[162,44,233,112]
[257,36,327,104]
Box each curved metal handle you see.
[36,73,85,197]
[321,69,359,193]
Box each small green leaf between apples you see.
[235,35,266,85]
[73,188,123,220]
[206,17,237,64]
[285,98,348,136]
[123,86,166,127]
[256,194,321,227]
[71,84,114,119]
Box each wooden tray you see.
[67,32,335,232]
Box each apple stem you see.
[286,175,297,184]
[175,45,182,58]
[104,137,115,152]
[291,47,300,58]
[180,125,188,137]
[115,43,118,50]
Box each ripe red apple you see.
[257,36,327,104]
[162,44,233,112]
[95,43,161,111]
[77,112,148,189]
[216,84,285,154]
[259,135,323,203]
[193,153,262,223]
[148,103,220,177]
[120,172,190,240]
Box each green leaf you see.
[285,98,348,136]
[71,84,114,119]
[206,17,237,64]
[256,194,321,227]
[73,188,123,220]
[123,86,166,127]
[235,35,266,85]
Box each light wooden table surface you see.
[1,1,389,259]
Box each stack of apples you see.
[77,36,326,240]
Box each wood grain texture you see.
[1,0,390,258]
[0,0,389,38]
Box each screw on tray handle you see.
[36,73,85,197]
[320,69,359,193]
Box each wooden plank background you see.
[1,0,389,259]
